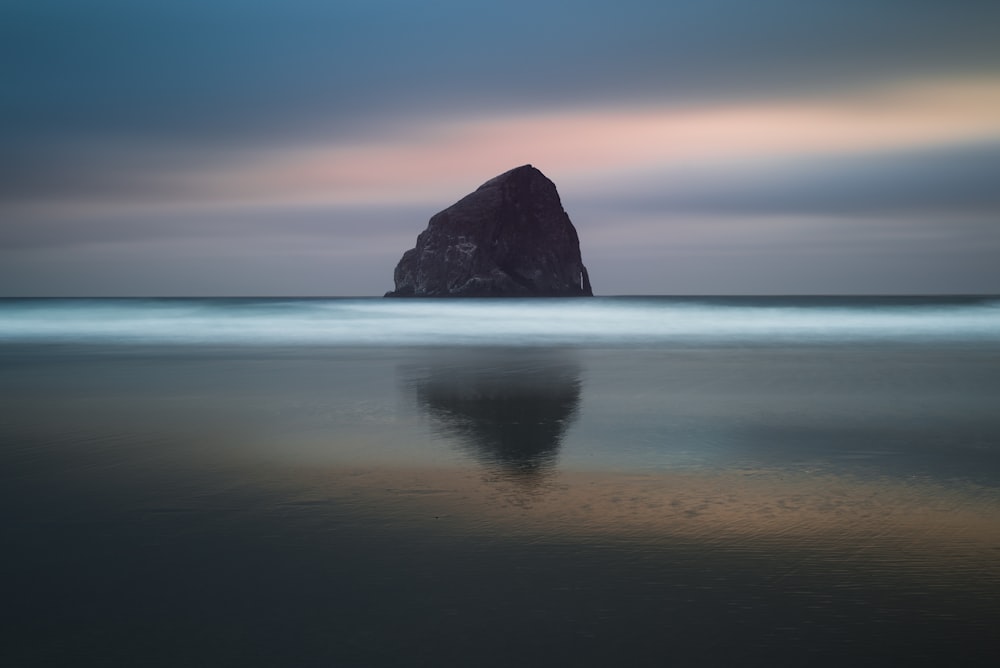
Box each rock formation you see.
[385,165,593,297]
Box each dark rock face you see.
[385,165,593,297]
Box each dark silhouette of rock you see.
[385,165,593,297]
[405,350,582,479]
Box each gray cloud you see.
[0,242,400,297]
[5,0,999,212]
[5,1,1000,204]
[0,203,429,251]
[575,142,1000,217]
[4,0,999,153]
[577,213,1000,295]
[0,202,425,296]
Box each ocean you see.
[2,296,999,666]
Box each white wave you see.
[1,298,998,346]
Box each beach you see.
[2,297,1000,665]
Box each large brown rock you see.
[385,165,593,297]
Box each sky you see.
[2,0,1000,296]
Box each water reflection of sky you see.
[4,341,1000,665]
[290,464,1000,582]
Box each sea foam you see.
[1,297,998,346]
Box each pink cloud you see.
[198,75,1000,208]
[16,75,1000,220]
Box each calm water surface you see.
[2,297,1000,666]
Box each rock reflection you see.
[407,350,582,479]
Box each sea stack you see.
[385,165,593,297]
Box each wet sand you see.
[262,462,1000,581]
[3,322,1000,665]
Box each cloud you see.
[8,76,999,216]
[574,212,1000,295]
[0,202,426,252]
[0,202,421,296]
[578,141,1000,217]
[5,1,999,216]
[4,1,1000,296]
[0,241,398,297]
[4,1,999,154]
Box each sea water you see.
[2,297,999,666]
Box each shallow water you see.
[2,297,1000,666]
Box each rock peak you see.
[385,166,593,298]
[478,163,536,183]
